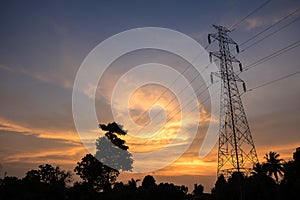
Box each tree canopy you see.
[75,122,133,192]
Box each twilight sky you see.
[0,0,300,192]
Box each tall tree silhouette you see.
[281,148,300,199]
[96,123,133,168]
[192,184,204,196]
[75,122,132,193]
[264,151,284,183]
[141,175,156,189]
[95,122,133,191]
[74,153,119,192]
[252,163,267,176]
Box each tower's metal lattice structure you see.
[208,25,258,177]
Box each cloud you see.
[0,64,16,72]
[0,129,88,176]
[242,6,300,31]
[0,118,80,142]
[0,63,74,90]
[244,17,268,30]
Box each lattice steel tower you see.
[208,25,258,177]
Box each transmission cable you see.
[247,71,300,92]
[241,40,300,73]
[134,43,213,124]
[239,8,300,46]
[239,16,300,53]
[230,0,273,31]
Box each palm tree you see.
[252,163,267,176]
[264,151,284,183]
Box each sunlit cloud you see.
[2,146,85,165]
[244,17,267,30]
[242,7,299,31]
[105,83,209,156]
[0,118,32,133]
[0,118,80,142]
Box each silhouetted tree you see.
[95,136,133,171]
[127,178,140,190]
[193,184,204,196]
[4,148,300,200]
[0,164,71,200]
[155,182,188,200]
[67,181,99,200]
[74,153,119,192]
[111,179,140,200]
[264,151,284,183]
[0,176,21,200]
[212,173,246,200]
[99,122,128,150]
[142,175,156,189]
[22,164,71,200]
[246,168,279,200]
[280,147,300,199]
[252,163,267,176]
[212,174,228,200]
[24,164,71,186]
[95,122,133,191]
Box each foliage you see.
[96,122,133,171]
[99,122,128,150]
[263,151,284,183]
[0,164,70,200]
[75,122,133,193]
[1,147,300,200]
[74,153,119,192]
[193,184,204,196]
[24,164,71,186]
[141,175,156,189]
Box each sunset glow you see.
[1,0,300,193]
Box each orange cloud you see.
[0,118,80,142]
[2,146,85,165]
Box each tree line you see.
[0,122,299,200]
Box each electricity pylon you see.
[208,25,258,177]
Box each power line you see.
[136,11,298,128]
[144,72,204,123]
[229,0,272,31]
[246,71,300,92]
[165,84,212,123]
[157,80,221,133]
[134,44,212,125]
[242,40,300,72]
[133,25,215,134]
[134,57,195,124]
[137,77,217,135]
[239,8,300,47]
[148,67,216,128]
[162,95,221,146]
[159,83,216,131]
[159,31,300,133]
[239,16,300,53]
[210,25,259,178]
[134,67,211,135]
[135,12,299,136]
[228,8,300,54]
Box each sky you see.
[0,0,300,192]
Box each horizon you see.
[0,0,300,193]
